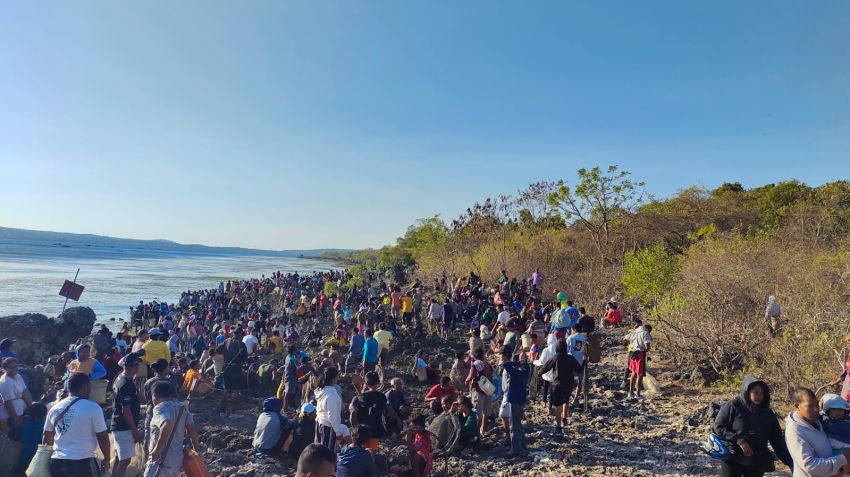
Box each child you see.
[17,402,47,472]
[822,394,850,451]
[407,414,433,477]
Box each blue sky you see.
[1,1,848,250]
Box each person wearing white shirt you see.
[496,305,511,327]
[533,334,558,405]
[243,329,260,355]
[0,358,31,430]
[44,373,111,477]
[314,367,346,454]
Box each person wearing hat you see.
[820,393,850,451]
[289,402,318,459]
[142,328,172,368]
[110,352,142,477]
[253,397,297,457]
[0,338,18,360]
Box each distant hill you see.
[0,226,351,259]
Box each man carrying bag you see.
[144,382,202,477]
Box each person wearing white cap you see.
[288,402,318,459]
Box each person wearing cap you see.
[110,352,142,477]
[821,393,850,451]
[253,397,297,457]
[142,328,172,367]
[0,338,18,360]
[0,357,32,436]
[289,402,318,459]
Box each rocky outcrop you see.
[0,307,96,364]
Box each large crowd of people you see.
[1,267,848,477]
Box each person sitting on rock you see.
[66,343,107,381]
[253,397,297,457]
[425,376,458,416]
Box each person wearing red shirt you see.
[424,376,457,415]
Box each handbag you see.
[144,405,186,477]
[477,375,496,397]
[182,449,209,477]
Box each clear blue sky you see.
[1,1,848,250]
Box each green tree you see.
[548,165,645,264]
[622,243,677,306]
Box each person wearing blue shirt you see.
[500,348,531,457]
[336,425,379,477]
[347,329,365,375]
[0,339,18,361]
[362,329,379,373]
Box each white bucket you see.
[90,379,108,404]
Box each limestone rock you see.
[0,307,96,364]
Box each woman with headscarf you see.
[66,343,107,380]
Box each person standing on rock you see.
[784,387,850,477]
[315,367,346,454]
[145,382,202,477]
[0,357,32,437]
[43,373,111,477]
[218,327,248,416]
[500,347,531,457]
[110,352,142,477]
[623,321,652,401]
[539,339,579,435]
[713,375,792,477]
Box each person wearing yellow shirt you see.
[142,328,172,366]
[373,322,393,366]
[401,294,414,322]
[267,331,284,354]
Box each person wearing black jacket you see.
[712,375,793,477]
[539,339,579,434]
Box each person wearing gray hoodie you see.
[784,387,850,477]
[713,375,792,476]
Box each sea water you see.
[0,238,335,327]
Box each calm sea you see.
[0,238,335,327]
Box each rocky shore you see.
[1,307,792,477]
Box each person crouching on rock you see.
[253,397,296,457]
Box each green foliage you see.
[622,243,677,306]
[548,165,645,263]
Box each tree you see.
[548,165,645,264]
[622,243,677,306]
